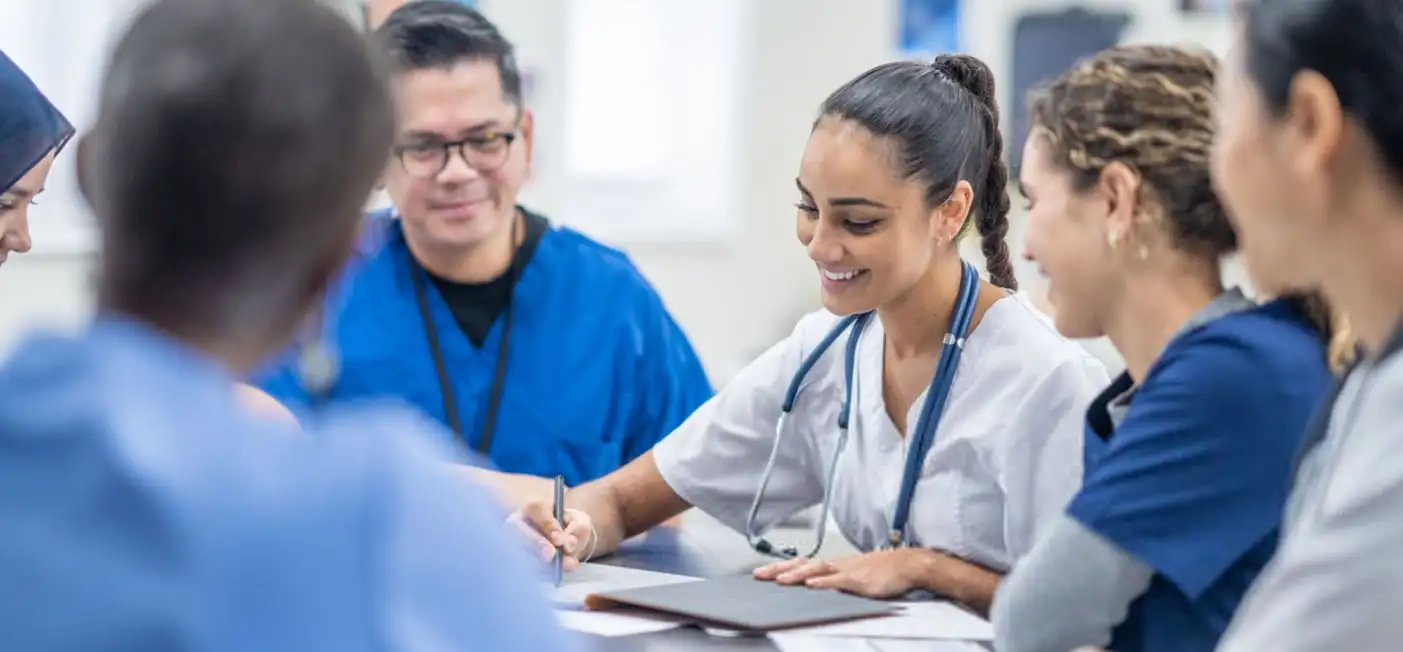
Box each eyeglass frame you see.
[391,126,520,179]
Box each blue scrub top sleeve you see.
[1066,332,1319,599]
[621,287,714,464]
[331,409,582,651]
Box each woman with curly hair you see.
[991,45,1341,652]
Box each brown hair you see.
[1284,293,1357,373]
[1029,45,1354,371]
[1028,45,1231,257]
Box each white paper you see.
[768,636,987,650]
[550,562,702,607]
[770,601,993,641]
[768,635,987,652]
[554,608,687,637]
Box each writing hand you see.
[505,501,594,573]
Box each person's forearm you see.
[465,467,554,511]
[991,517,1153,652]
[911,549,1003,617]
[565,481,630,558]
[565,453,693,559]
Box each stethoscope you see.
[744,259,981,559]
[298,213,521,456]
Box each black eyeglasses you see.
[393,130,519,179]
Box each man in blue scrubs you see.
[254,1,712,492]
[0,0,573,648]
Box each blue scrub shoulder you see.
[1072,299,1332,652]
[0,320,577,651]
[267,208,711,485]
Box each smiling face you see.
[795,117,969,316]
[1019,135,1125,338]
[384,60,533,253]
[0,150,55,267]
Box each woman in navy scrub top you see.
[992,45,1345,652]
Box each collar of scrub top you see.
[297,207,524,457]
[745,259,981,559]
[406,210,523,456]
[0,49,75,194]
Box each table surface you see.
[577,512,860,651]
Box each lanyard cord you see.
[409,214,521,455]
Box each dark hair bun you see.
[931,54,997,106]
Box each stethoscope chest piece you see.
[299,339,339,399]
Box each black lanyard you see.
[409,216,520,455]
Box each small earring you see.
[1107,231,1119,250]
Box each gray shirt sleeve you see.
[992,514,1154,652]
[1217,368,1403,652]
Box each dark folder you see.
[582,575,900,632]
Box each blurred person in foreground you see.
[1,46,284,423]
[0,0,575,649]
[1212,0,1403,648]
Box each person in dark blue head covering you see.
[0,48,74,266]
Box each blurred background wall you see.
[0,0,1243,381]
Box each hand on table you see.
[506,501,595,573]
[753,548,925,599]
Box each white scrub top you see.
[653,294,1108,571]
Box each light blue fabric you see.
[0,48,73,193]
[254,210,713,486]
[0,315,577,651]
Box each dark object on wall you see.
[1180,0,1231,13]
[1009,8,1130,175]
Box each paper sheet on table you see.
[550,562,702,607]
[768,635,987,652]
[554,607,688,637]
[770,601,992,641]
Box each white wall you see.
[1,0,1237,373]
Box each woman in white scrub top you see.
[515,54,1107,616]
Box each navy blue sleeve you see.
[1066,329,1322,599]
[621,284,714,465]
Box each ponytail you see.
[932,54,1017,290]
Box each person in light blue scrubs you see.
[0,47,74,267]
[992,46,1338,652]
[0,1,574,649]
[253,1,712,493]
